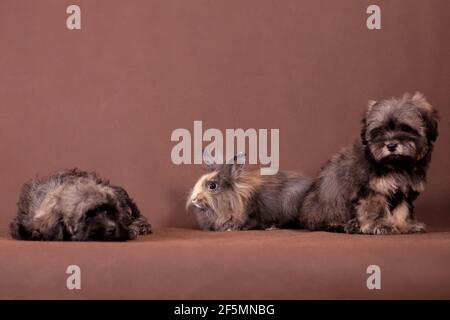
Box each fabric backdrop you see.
[0,0,448,230]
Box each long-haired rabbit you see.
[186,154,313,231]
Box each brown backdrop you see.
[0,0,449,231]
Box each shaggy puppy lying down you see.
[10,169,151,241]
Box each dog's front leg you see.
[355,193,395,235]
[343,218,361,234]
[128,215,152,239]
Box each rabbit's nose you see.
[191,196,205,209]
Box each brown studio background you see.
[0,0,448,231]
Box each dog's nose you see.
[387,143,398,152]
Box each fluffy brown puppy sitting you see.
[187,154,313,231]
[299,92,439,234]
[10,169,151,241]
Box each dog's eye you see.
[97,205,116,215]
[399,124,416,134]
[207,182,217,191]
[369,128,382,139]
[85,210,96,218]
[104,208,117,215]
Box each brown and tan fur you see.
[187,157,312,231]
[10,169,151,241]
[300,92,439,234]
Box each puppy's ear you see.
[360,100,376,145]
[412,92,434,112]
[49,217,71,240]
[367,100,377,111]
[360,115,368,145]
[411,92,439,142]
[424,109,439,142]
[113,186,141,219]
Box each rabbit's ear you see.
[224,152,245,179]
[203,149,218,172]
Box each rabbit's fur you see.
[187,156,313,231]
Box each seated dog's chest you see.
[369,174,424,198]
[386,190,406,211]
[355,174,425,233]
[370,176,406,210]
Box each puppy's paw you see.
[371,224,399,235]
[408,222,426,233]
[139,222,152,235]
[130,216,152,236]
[343,219,361,234]
[128,229,139,240]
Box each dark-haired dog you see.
[300,92,438,234]
[10,169,151,241]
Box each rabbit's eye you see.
[207,182,217,191]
